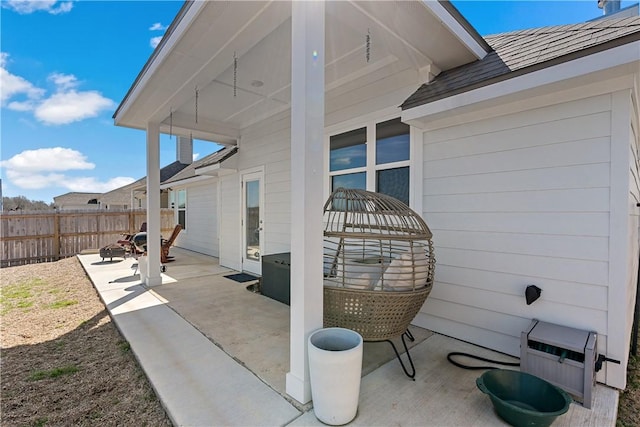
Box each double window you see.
[329,118,410,205]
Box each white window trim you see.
[326,115,414,207]
[172,188,188,233]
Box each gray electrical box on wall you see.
[521,319,597,409]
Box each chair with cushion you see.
[323,188,436,379]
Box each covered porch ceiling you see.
[114,0,487,144]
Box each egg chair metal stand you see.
[322,188,436,379]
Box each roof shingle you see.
[401,17,640,110]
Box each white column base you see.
[286,371,311,404]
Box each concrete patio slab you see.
[78,248,618,427]
[78,253,302,427]
[291,334,618,426]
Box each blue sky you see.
[0,0,632,204]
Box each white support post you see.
[410,126,423,214]
[286,0,325,405]
[145,121,162,287]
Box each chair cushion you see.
[375,250,429,291]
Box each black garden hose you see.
[447,352,520,370]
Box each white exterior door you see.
[242,171,264,275]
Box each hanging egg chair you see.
[323,188,435,378]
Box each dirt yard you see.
[0,257,171,426]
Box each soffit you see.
[114,1,482,141]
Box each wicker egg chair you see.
[323,188,435,378]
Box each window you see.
[329,118,410,206]
[330,127,367,172]
[170,189,187,230]
[377,167,409,205]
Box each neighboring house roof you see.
[98,160,191,205]
[99,178,144,206]
[53,192,102,204]
[160,160,191,183]
[401,16,640,110]
[163,146,238,185]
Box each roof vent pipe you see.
[598,0,621,15]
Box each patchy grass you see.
[29,365,79,381]
[1,257,171,426]
[48,299,78,309]
[0,278,45,314]
[30,417,48,427]
[118,340,131,354]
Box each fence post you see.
[54,212,60,261]
[96,212,101,248]
[129,210,135,234]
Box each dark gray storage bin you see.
[261,252,291,305]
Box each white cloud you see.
[1,147,134,192]
[1,147,94,173]
[4,171,67,190]
[193,153,200,161]
[48,72,78,90]
[35,90,115,125]
[1,54,115,125]
[0,53,45,104]
[150,36,163,49]
[3,0,73,15]
[64,176,136,193]
[7,100,38,111]
[149,22,167,31]
[149,22,167,49]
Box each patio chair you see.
[322,188,435,379]
[161,224,182,263]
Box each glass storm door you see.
[242,172,263,275]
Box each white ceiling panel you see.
[116,0,482,138]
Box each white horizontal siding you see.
[218,112,292,270]
[435,230,608,261]
[219,175,241,271]
[424,137,610,178]
[423,94,611,145]
[179,180,218,257]
[427,212,609,236]
[434,265,607,311]
[416,93,613,359]
[436,247,608,286]
[423,163,610,195]
[425,188,609,213]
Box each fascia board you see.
[402,41,640,126]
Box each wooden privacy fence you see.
[0,209,175,268]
